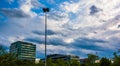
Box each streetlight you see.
[43,8,50,66]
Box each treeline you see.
[0,45,120,66]
[81,53,120,66]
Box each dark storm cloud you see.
[47,30,56,35]
[32,30,44,35]
[71,38,107,51]
[24,38,44,44]
[118,25,120,28]
[113,15,120,20]
[90,5,101,15]
[25,36,108,52]
[0,8,30,18]
[107,15,120,28]
[47,38,66,46]
[24,37,66,46]
[32,30,56,35]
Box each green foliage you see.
[37,60,44,66]
[52,59,70,66]
[47,58,56,66]
[112,52,120,66]
[84,54,99,66]
[1,45,120,66]
[100,57,111,66]
[87,54,99,64]
[0,46,16,66]
[0,45,6,55]
[71,60,81,66]
[37,58,81,66]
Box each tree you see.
[0,46,40,66]
[71,59,81,66]
[55,59,69,66]
[113,52,120,66]
[86,54,99,66]
[47,58,56,66]
[100,57,111,66]
[0,45,17,66]
[0,45,6,55]
[37,60,44,66]
[87,54,99,63]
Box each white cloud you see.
[19,0,44,17]
[8,36,25,42]
[60,2,80,13]
[37,44,76,54]
[80,49,98,54]
[19,0,37,17]
[64,38,74,44]
[1,0,120,58]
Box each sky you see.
[0,0,120,59]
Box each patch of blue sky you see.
[69,12,78,20]
[0,0,19,8]
[0,13,7,22]
[31,0,64,14]
[32,0,80,14]
[38,0,66,8]
[31,8,43,14]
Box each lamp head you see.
[43,8,50,12]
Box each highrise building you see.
[10,41,36,61]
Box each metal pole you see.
[45,12,47,66]
[43,8,49,66]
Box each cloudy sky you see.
[0,0,120,58]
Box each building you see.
[35,58,40,64]
[95,60,100,63]
[80,58,88,64]
[80,58,101,64]
[10,41,36,61]
[47,54,80,61]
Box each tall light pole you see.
[43,8,50,66]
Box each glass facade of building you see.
[47,54,80,61]
[10,41,36,61]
